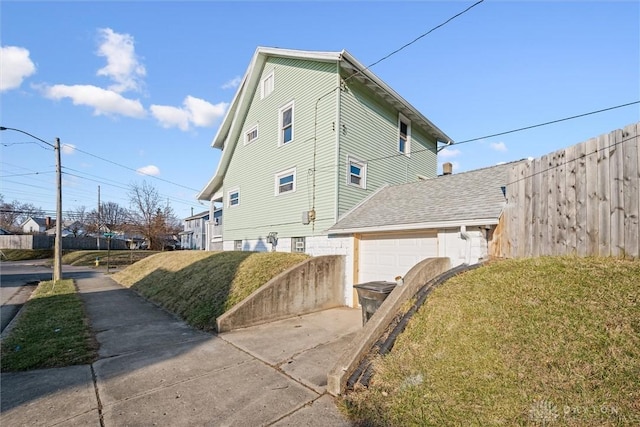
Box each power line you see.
[0,171,55,178]
[352,0,485,81]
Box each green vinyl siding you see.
[222,57,338,241]
[337,79,437,217]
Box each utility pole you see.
[53,138,62,281]
[97,185,101,250]
[0,127,63,282]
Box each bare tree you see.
[127,181,180,250]
[0,194,45,232]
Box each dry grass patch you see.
[343,257,640,426]
[112,251,309,331]
[1,279,97,372]
[61,250,158,267]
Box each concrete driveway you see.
[0,272,360,426]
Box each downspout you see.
[460,225,472,265]
[334,63,342,223]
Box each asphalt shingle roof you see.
[329,161,524,232]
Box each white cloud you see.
[136,165,160,176]
[439,147,461,158]
[222,76,242,90]
[41,84,146,118]
[96,28,146,93]
[496,161,506,165]
[61,143,76,155]
[150,96,228,131]
[490,141,507,152]
[0,46,36,92]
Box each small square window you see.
[245,125,258,144]
[275,168,296,195]
[261,71,274,99]
[347,157,366,189]
[228,190,239,207]
[234,240,242,251]
[291,237,305,253]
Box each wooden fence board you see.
[523,161,533,257]
[623,123,639,258]
[609,128,625,257]
[585,137,599,256]
[540,154,550,256]
[531,158,541,257]
[597,134,611,256]
[565,144,577,255]
[575,140,588,256]
[556,149,567,255]
[548,151,559,256]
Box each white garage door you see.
[358,231,438,284]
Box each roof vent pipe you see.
[443,162,453,175]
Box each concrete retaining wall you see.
[216,255,346,332]
[327,257,452,396]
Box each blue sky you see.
[1,1,638,220]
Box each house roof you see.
[184,210,210,221]
[20,217,49,228]
[328,161,526,234]
[197,46,453,201]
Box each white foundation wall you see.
[221,235,355,306]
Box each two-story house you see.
[180,210,221,250]
[197,47,452,304]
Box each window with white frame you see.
[291,237,305,253]
[261,70,274,99]
[279,101,294,145]
[234,240,242,251]
[228,189,239,207]
[244,124,258,145]
[275,167,296,195]
[398,114,411,155]
[347,156,367,189]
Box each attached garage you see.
[357,231,438,283]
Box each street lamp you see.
[0,126,63,282]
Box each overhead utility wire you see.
[351,0,485,81]
[70,146,201,192]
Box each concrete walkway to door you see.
[0,271,361,426]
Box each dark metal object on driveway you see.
[353,281,397,325]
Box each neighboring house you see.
[328,161,524,302]
[180,210,211,250]
[0,228,12,235]
[21,217,53,234]
[197,46,452,273]
[45,220,85,237]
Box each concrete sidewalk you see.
[1,272,361,426]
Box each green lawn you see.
[112,251,310,331]
[61,250,159,267]
[1,279,97,372]
[0,249,53,261]
[343,257,640,426]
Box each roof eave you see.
[328,218,500,235]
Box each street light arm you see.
[0,126,56,148]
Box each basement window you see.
[234,240,242,251]
[291,237,305,253]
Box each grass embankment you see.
[113,251,309,331]
[1,280,97,372]
[0,249,53,261]
[61,250,159,267]
[344,257,640,426]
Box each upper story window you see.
[275,167,296,195]
[244,124,258,145]
[261,70,274,99]
[348,156,367,189]
[398,113,411,156]
[279,101,294,145]
[228,189,239,207]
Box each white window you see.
[279,101,294,145]
[228,189,239,207]
[234,240,242,251]
[398,113,411,156]
[275,167,296,195]
[261,70,274,99]
[347,156,367,189]
[244,124,258,145]
[291,237,305,253]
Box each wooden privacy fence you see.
[496,122,639,259]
